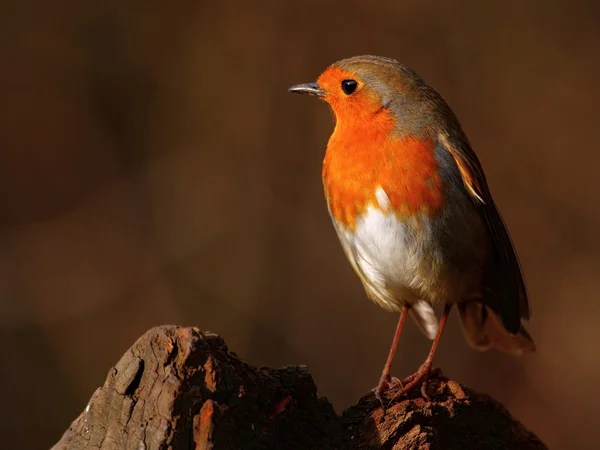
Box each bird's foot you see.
[374,375,402,408]
[397,364,438,400]
[374,368,443,409]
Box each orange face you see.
[317,66,444,230]
[317,66,385,119]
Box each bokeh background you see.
[1,1,599,448]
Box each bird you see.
[288,55,535,404]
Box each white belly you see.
[328,183,487,313]
[326,179,488,340]
[332,200,448,340]
[334,202,440,310]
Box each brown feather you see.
[438,130,531,331]
[458,301,535,355]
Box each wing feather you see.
[438,132,530,333]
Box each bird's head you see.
[289,55,443,138]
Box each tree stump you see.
[52,325,547,449]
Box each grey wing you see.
[438,131,530,334]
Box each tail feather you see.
[458,301,536,356]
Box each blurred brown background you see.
[1,0,599,448]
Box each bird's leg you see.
[375,304,409,405]
[398,303,452,400]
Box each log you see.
[52,325,547,450]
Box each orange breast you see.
[322,110,444,230]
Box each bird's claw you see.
[374,375,402,408]
[374,366,441,409]
[396,364,433,399]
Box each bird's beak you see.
[288,82,325,97]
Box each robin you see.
[289,55,535,404]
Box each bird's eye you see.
[341,79,358,95]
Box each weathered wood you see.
[342,371,546,449]
[52,325,547,449]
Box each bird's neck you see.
[322,113,444,230]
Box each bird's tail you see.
[458,301,536,356]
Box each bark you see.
[52,325,547,450]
